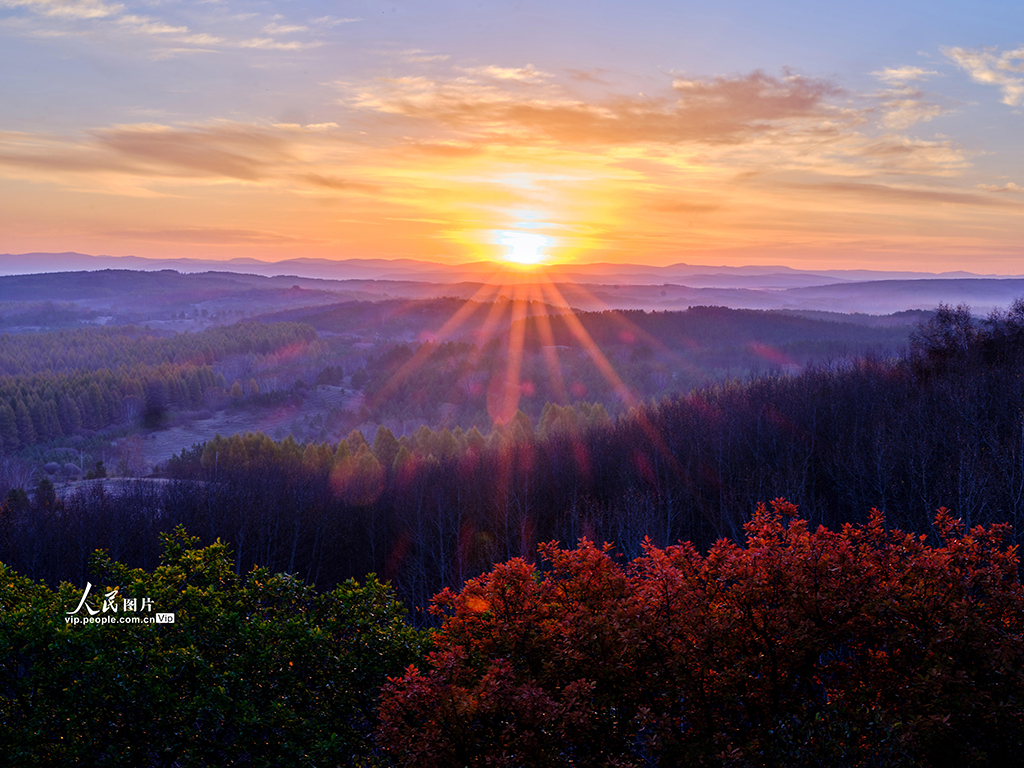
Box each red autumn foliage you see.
[378,500,1024,767]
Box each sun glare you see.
[501,232,549,265]
[369,225,641,430]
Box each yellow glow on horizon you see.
[500,232,550,265]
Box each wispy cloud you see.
[173,33,223,46]
[0,122,375,190]
[237,37,322,51]
[299,173,379,192]
[310,15,361,27]
[944,46,1024,106]
[263,21,307,35]
[104,227,322,245]
[458,64,553,83]
[1,0,122,20]
[402,49,450,63]
[117,14,186,35]
[872,66,939,84]
[1,0,327,54]
[794,181,1023,208]
[853,135,968,176]
[977,181,1024,193]
[871,66,947,129]
[92,123,292,180]
[346,68,847,146]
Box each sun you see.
[500,232,549,265]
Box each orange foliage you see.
[379,500,1024,767]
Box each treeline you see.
[514,304,912,354]
[0,301,99,330]
[3,303,1024,612]
[0,365,222,451]
[0,322,317,452]
[0,321,317,376]
[4,504,1022,766]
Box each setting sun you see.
[501,232,550,265]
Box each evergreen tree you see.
[14,401,34,446]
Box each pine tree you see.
[14,401,35,446]
[0,403,18,451]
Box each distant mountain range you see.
[1,252,1016,286]
[2,252,1024,315]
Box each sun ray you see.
[366,279,505,408]
[535,275,637,408]
[362,230,703,485]
[531,299,568,404]
[488,278,531,424]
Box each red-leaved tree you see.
[379,500,1024,767]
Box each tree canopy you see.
[380,501,1024,767]
[0,528,429,767]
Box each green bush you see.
[0,527,429,767]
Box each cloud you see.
[0,0,122,19]
[854,135,967,175]
[977,182,1024,193]
[173,33,223,46]
[311,15,361,27]
[871,65,948,129]
[944,46,1024,106]
[299,173,379,192]
[104,227,321,245]
[459,64,553,83]
[92,123,293,180]
[0,123,387,199]
[401,49,450,63]
[263,22,307,35]
[118,14,186,35]
[653,200,720,214]
[405,141,483,157]
[872,66,939,84]
[794,181,1024,208]
[237,37,322,51]
[347,68,847,146]
[1,0,327,55]
[566,69,610,84]
[878,96,945,129]
[875,88,947,129]
[0,123,296,181]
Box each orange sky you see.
[2,1,1023,273]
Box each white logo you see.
[65,583,170,625]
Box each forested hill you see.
[0,269,347,327]
[0,269,250,301]
[0,322,317,452]
[510,305,914,353]
[6,303,1024,617]
[258,296,570,342]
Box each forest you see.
[0,283,917,476]
[0,321,318,454]
[3,298,1024,765]
[0,303,1014,605]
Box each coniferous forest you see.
[4,299,1024,765]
